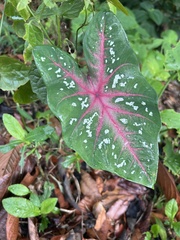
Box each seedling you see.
[0,113,56,170]
[2,182,59,232]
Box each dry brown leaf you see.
[81,171,101,201]
[101,189,120,208]
[93,202,107,231]
[6,214,19,240]
[21,167,39,187]
[157,161,180,220]
[28,217,39,240]
[78,196,94,212]
[118,178,147,195]
[54,185,69,209]
[0,145,22,200]
[0,145,22,177]
[102,188,134,209]
[50,117,62,136]
[107,197,134,220]
[95,176,104,194]
[157,161,180,202]
[0,208,7,240]
[51,236,65,240]
[0,173,11,201]
[131,228,143,240]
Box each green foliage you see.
[161,109,180,134]
[151,218,167,240]
[0,113,56,170]
[8,184,30,196]
[2,182,58,231]
[3,197,41,218]
[120,0,180,37]
[2,113,27,140]
[61,153,82,173]
[115,10,180,97]
[145,199,180,239]
[0,56,30,91]
[107,0,128,15]
[165,199,178,224]
[13,81,38,103]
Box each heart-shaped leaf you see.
[33,11,161,188]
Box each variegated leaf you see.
[33,11,161,188]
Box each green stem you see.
[158,73,176,99]
[27,6,54,46]
[56,15,62,48]
[0,0,6,36]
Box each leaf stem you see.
[157,73,176,99]
[27,6,54,46]
[0,0,6,37]
[56,15,62,48]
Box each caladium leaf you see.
[33,11,161,188]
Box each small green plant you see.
[2,182,59,232]
[33,11,161,188]
[145,199,180,240]
[0,113,57,170]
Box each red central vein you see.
[96,32,106,90]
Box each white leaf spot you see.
[133,106,139,111]
[120,118,128,124]
[127,76,134,79]
[115,160,126,168]
[149,112,153,116]
[112,74,121,88]
[104,129,109,134]
[98,138,111,149]
[126,101,134,106]
[69,118,77,125]
[41,57,46,62]
[134,83,138,88]
[81,97,89,110]
[55,68,61,73]
[138,128,143,135]
[72,102,77,107]
[110,48,115,56]
[115,97,124,103]
[119,82,126,87]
